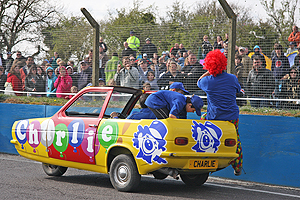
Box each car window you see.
[65,91,108,117]
[104,91,134,117]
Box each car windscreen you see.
[65,91,108,117]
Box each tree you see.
[42,16,93,63]
[99,0,158,56]
[260,0,299,46]
[0,0,61,53]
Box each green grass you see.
[0,94,68,106]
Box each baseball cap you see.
[253,45,260,51]
[80,61,87,65]
[239,47,245,51]
[145,38,150,41]
[170,82,189,94]
[143,53,147,57]
[7,52,12,54]
[290,42,296,46]
[130,31,134,34]
[190,95,203,116]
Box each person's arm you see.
[136,37,140,48]
[110,112,119,118]
[198,71,210,81]
[295,32,300,45]
[169,114,177,118]
[54,76,60,88]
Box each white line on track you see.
[206,183,300,198]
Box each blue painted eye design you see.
[191,121,222,153]
[133,120,168,164]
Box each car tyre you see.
[42,163,68,176]
[180,173,209,186]
[109,154,141,192]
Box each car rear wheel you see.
[180,173,209,186]
[42,163,68,176]
[109,154,141,192]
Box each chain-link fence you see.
[2,19,300,110]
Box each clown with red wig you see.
[197,49,243,176]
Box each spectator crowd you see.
[1,27,300,109]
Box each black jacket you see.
[141,43,158,59]
[246,68,275,97]
[122,47,135,58]
[177,63,206,92]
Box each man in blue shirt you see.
[145,90,203,119]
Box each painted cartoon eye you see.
[142,135,157,155]
[199,130,214,150]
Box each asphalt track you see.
[0,153,299,200]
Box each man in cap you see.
[142,53,151,64]
[251,45,266,68]
[77,61,92,90]
[126,31,140,58]
[286,42,297,55]
[12,51,26,67]
[141,38,158,59]
[169,82,189,94]
[98,78,105,87]
[145,90,203,119]
[138,59,152,84]
[238,47,252,77]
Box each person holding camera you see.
[114,56,139,89]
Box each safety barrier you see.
[1,103,299,188]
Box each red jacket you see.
[7,73,23,96]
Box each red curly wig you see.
[203,49,227,77]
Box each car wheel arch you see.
[107,146,135,173]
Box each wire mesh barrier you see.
[1,19,300,110]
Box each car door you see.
[47,87,113,164]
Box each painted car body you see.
[11,86,238,189]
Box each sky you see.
[62,0,270,22]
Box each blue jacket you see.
[127,108,156,120]
[145,90,187,119]
[198,72,240,121]
[46,67,57,97]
